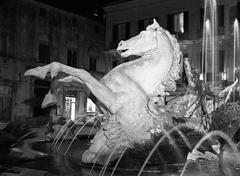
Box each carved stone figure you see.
[24,19,182,164]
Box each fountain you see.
[233,18,240,101]
[25,19,183,166]
[202,0,217,88]
[21,0,240,175]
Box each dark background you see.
[36,0,133,21]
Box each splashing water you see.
[88,118,100,139]
[89,148,109,176]
[51,108,88,148]
[56,113,95,152]
[161,128,188,162]
[180,130,240,176]
[110,148,127,176]
[98,145,120,176]
[56,119,80,152]
[64,115,101,155]
[51,119,73,148]
[137,124,203,176]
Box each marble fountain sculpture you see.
[24,19,240,168]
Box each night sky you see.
[36,0,133,21]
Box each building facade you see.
[104,0,240,90]
[0,0,107,124]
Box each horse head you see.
[117,19,182,92]
[117,19,174,58]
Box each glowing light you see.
[221,72,227,80]
[200,73,204,80]
[87,98,96,112]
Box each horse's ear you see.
[146,18,160,31]
[153,18,158,24]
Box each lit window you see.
[86,98,96,113]
[65,96,76,121]
[167,12,188,38]
[174,13,184,33]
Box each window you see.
[86,98,96,113]
[138,17,158,33]
[34,80,50,98]
[65,97,76,121]
[111,22,130,49]
[89,57,96,71]
[38,43,50,63]
[112,24,118,42]
[67,49,77,67]
[167,12,188,38]
[112,22,130,42]
[33,80,50,117]
[174,13,184,33]
[0,86,12,122]
[39,8,46,19]
[64,90,77,121]
[88,46,99,71]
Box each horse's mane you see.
[146,19,181,94]
[161,27,182,92]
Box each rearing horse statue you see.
[24,19,182,164]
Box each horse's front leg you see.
[24,62,121,114]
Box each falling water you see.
[233,18,240,101]
[64,115,100,155]
[56,121,76,152]
[137,124,201,176]
[202,19,210,82]
[88,148,108,176]
[110,148,127,176]
[88,118,100,138]
[202,0,217,88]
[180,130,240,176]
[98,145,120,176]
[51,119,73,148]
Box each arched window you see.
[88,45,99,71]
